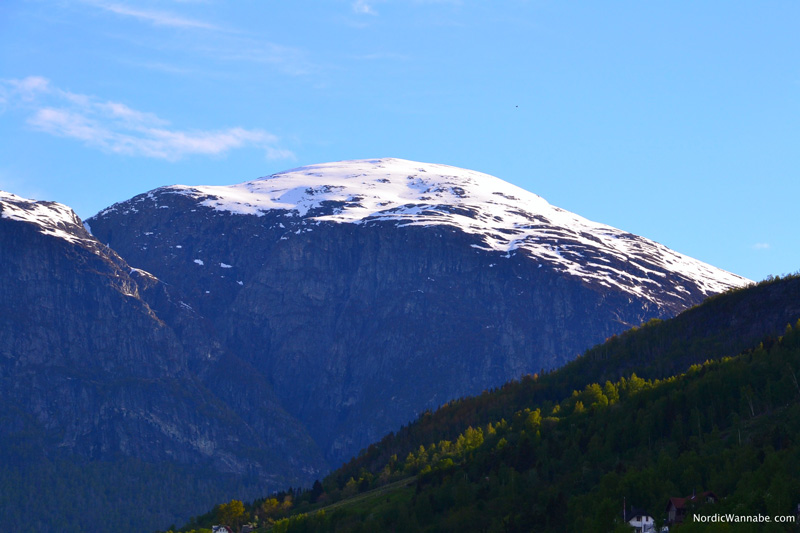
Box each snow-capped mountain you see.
[87,158,750,468]
[1,190,94,244]
[0,160,754,530]
[0,191,327,530]
[97,158,748,309]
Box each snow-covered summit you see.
[106,158,751,304]
[0,190,91,245]
[168,157,552,221]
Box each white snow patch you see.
[0,191,90,245]
[149,158,751,305]
[194,259,204,266]
[220,262,232,268]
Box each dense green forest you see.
[0,446,267,532]
[168,275,800,532]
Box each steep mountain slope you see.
[87,158,750,465]
[300,322,800,532]
[176,275,800,533]
[0,192,326,532]
[313,275,800,481]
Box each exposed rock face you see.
[0,192,326,531]
[86,158,751,464]
[214,222,664,458]
[1,157,753,530]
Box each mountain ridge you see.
[174,274,800,533]
[93,158,749,310]
[0,192,327,531]
[0,158,756,531]
[85,158,751,469]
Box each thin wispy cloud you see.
[79,2,314,77]
[204,38,314,76]
[124,60,201,76]
[1,76,51,103]
[85,1,221,30]
[1,77,293,162]
[753,243,771,251]
[353,0,379,15]
[412,0,463,4]
[354,52,411,61]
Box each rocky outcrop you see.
[215,221,667,459]
[0,156,751,530]
[0,192,326,531]
[86,159,750,464]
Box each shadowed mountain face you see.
[0,192,326,531]
[86,158,750,464]
[0,157,752,530]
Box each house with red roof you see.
[666,491,718,525]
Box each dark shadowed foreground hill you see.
[175,274,800,532]
[0,156,751,532]
[87,158,749,466]
[0,192,326,531]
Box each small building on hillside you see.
[624,507,656,532]
[666,491,717,525]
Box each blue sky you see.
[1,1,797,282]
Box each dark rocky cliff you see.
[0,158,751,530]
[215,221,663,461]
[86,157,747,465]
[0,193,326,531]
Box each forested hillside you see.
[88,158,749,468]
[170,274,800,532]
[320,274,800,482]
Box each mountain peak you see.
[0,190,91,245]
[85,158,754,472]
[161,157,549,220]
[117,158,749,305]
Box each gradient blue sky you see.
[2,1,797,281]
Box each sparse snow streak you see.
[0,190,89,244]
[156,158,750,304]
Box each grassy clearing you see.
[310,476,417,515]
